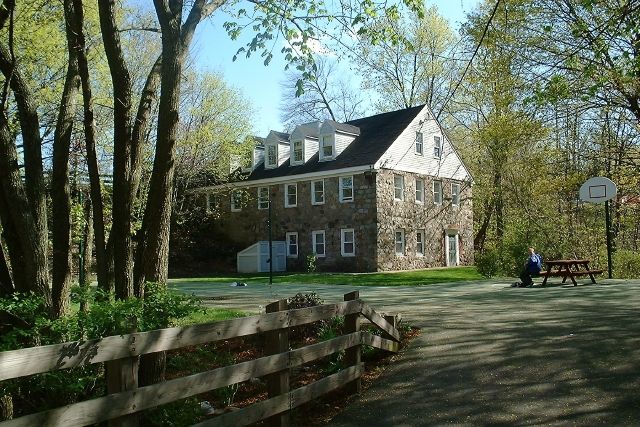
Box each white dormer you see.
[318,120,360,161]
[289,121,320,166]
[264,131,290,169]
[249,145,264,171]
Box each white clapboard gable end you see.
[375,105,472,182]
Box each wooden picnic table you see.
[539,259,604,286]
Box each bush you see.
[475,248,501,278]
[612,250,640,279]
[287,293,325,342]
[0,283,205,420]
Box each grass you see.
[175,307,249,326]
[169,266,483,287]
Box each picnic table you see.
[539,259,603,286]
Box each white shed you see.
[237,241,287,273]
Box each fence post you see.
[383,314,397,340]
[106,354,140,427]
[344,291,361,394]
[266,299,290,427]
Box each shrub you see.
[612,250,640,279]
[287,292,325,342]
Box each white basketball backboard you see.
[579,177,617,203]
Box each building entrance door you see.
[447,234,458,266]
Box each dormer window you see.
[321,134,334,160]
[266,145,277,168]
[292,140,303,164]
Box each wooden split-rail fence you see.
[0,291,401,427]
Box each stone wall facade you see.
[208,168,473,272]
[374,169,473,271]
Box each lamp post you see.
[268,199,273,286]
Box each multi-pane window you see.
[341,229,355,256]
[286,232,298,257]
[395,230,405,255]
[312,230,326,257]
[415,179,424,203]
[433,136,442,158]
[415,132,424,155]
[416,230,425,256]
[206,193,219,211]
[394,175,404,201]
[285,183,297,207]
[451,183,460,206]
[258,187,269,210]
[312,180,325,205]
[267,145,277,167]
[433,181,443,205]
[231,191,242,212]
[293,140,303,163]
[321,135,334,159]
[340,176,354,202]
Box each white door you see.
[447,234,459,266]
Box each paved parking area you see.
[171,277,640,426]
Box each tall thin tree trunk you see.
[51,0,82,317]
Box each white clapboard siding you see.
[377,105,472,182]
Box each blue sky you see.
[190,0,477,136]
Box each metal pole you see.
[268,199,273,286]
[605,199,613,278]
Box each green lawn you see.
[169,266,483,287]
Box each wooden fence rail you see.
[0,292,400,427]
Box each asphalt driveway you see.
[171,277,640,426]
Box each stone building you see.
[200,104,474,272]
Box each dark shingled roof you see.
[245,105,425,181]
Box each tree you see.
[354,4,459,116]
[279,56,368,129]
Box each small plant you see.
[305,253,317,272]
[214,383,239,407]
[287,292,327,342]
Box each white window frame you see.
[433,181,443,205]
[416,230,425,256]
[415,178,424,204]
[433,136,442,159]
[312,180,325,205]
[341,229,355,257]
[339,176,354,202]
[395,230,405,256]
[285,183,297,207]
[312,230,326,257]
[266,144,277,167]
[320,134,334,160]
[257,187,269,210]
[292,140,303,164]
[415,131,424,155]
[451,183,460,206]
[394,175,404,201]
[286,232,299,258]
[231,191,242,212]
[206,193,218,211]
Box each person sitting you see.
[512,247,542,288]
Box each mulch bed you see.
[165,325,420,426]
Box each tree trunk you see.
[71,0,109,293]
[98,0,135,299]
[51,0,82,318]
[0,46,51,310]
